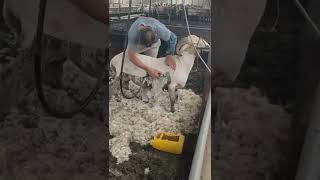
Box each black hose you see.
[34,0,106,118]
[119,0,142,99]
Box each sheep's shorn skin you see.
[110,35,210,112]
[109,89,202,164]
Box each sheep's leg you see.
[122,74,130,90]
[131,76,144,87]
[168,83,177,112]
[148,78,163,107]
[174,85,183,102]
[141,81,151,103]
[148,94,156,108]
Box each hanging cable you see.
[149,0,152,17]
[182,0,212,73]
[34,0,106,118]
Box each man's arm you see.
[127,50,161,78]
[69,0,107,24]
[163,33,177,70]
[127,50,150,72]
[154,22,177,70]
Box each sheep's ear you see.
[201,38,210,47]
[194,38,209,48]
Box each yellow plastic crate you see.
[150,133,185,155]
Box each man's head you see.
[138,26,156,47]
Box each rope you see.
[182,0,212,73]
[34,0,106,118]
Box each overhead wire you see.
[182,0,212,73]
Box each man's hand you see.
[147,68,162,79]
[165,55,176,70]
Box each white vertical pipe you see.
[188,92,211,180]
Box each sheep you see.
[3,0,107,49]
[109,35,210,112]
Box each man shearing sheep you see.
[127,16,177,79]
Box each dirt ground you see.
[109,135,197,180]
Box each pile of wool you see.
[213,86,291,180]
[109,88,202,164]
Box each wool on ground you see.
[109,88,202,164]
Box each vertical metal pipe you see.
[188,92,211,180]
[149,0,152,16]
[129,0,132,18]
[169,0,172,24]
[118,0,121,19]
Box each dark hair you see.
[139,27,156,47]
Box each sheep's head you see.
[176,35,210,55]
